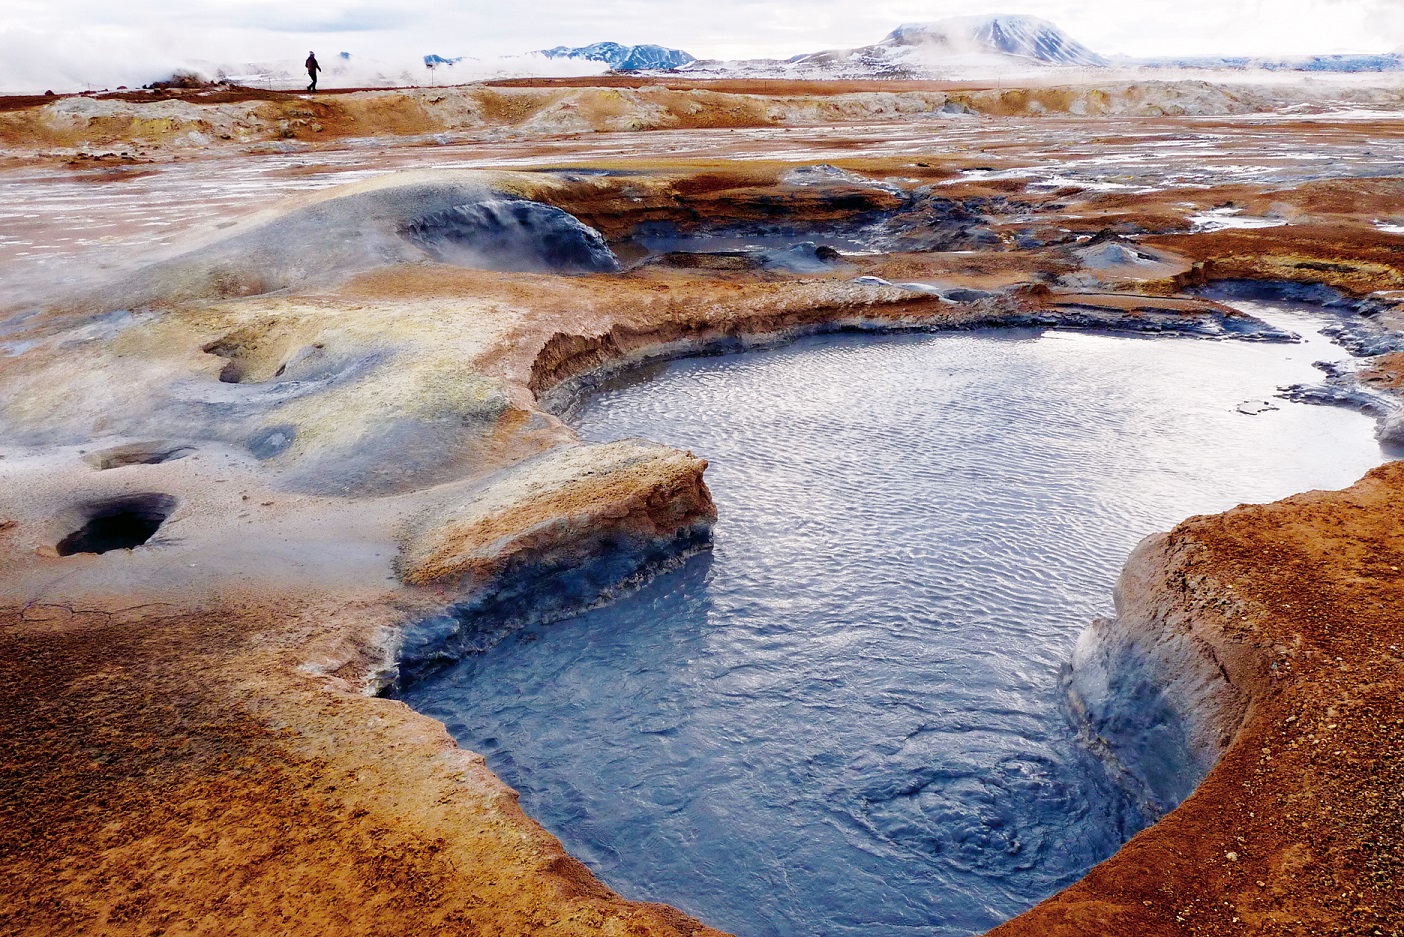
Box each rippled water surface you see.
[403,304,1385,936]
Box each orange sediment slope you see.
[994,463,1404,935]
[0,598,724,937]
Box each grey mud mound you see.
[59,178,618,313]
[403,199,621,275]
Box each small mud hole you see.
[85,442,194,470]
[248,424,296,459]
[202,336,250,383]
[56,494,177,555]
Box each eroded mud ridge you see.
[1,79,1403,936]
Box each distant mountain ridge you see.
[539,42,695,71]
[1133,53,1404,72]
[527,15,1404,80]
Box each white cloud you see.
[1,1,1401,93]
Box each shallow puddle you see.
[402,304,1385,936]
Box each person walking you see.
[305,51,321,92]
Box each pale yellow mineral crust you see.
[398,440,715,588]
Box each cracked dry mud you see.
[1,77,1403,936]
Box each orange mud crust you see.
[0,600,721,937]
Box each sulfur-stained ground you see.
[1,78,1403,936]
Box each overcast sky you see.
[3,1,1403,93]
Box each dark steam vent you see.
[56,494,178,556]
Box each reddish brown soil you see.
[92,86,410,104]
[0,94,69,113]
[1146,226,1404,296]
[1361,353,1404,391]
[0,600,721,937]
[0,86,411,114]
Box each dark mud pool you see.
[402,303,1386,936]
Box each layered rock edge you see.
[390,440,716,686]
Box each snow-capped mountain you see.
[879,16,1107,66]
[677,14,1108,79]
[540,42,695,71]
[659,14,1400,80]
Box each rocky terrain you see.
[1,78,1403,935]
[5,76,1404,160]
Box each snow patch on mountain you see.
[540,42,695,71]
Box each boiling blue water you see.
[402,303,1385,937]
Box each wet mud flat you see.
[1,78,1404,936]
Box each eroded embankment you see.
[995,463,1404,935]
[1157,227,1404,300]
[522,287,1280,417]
[392,440,717,684]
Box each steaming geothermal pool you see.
[402,302,1385,936]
